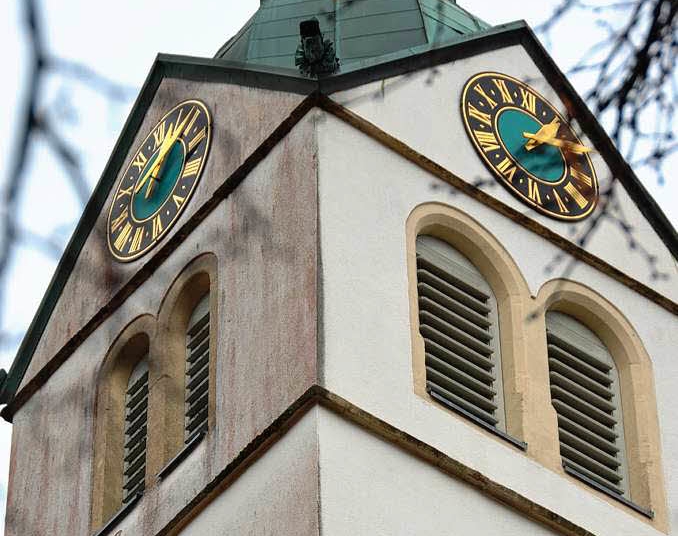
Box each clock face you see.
[107,100,211,261]
[461,72,598,221]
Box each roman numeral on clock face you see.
[131,151,148,172]
[553,189,569,214]
[114,222,133,251]
[152,214,164,240]
[496,157,517,182]
[527,178,542,205]
[520,88,536,114]
[564,182,588,209]
[111,208,129,233]
[473,84,497,109]
[571,167,593,187]
[152,121,166,149]
[129,227,144,254]
[492,78,514,104]
[467,103,492,127]
[188,127,207,152]
[474,130,499,152]
[182,157,202,178]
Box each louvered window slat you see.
[427,382,499,426]
[426,353,497,398]
[559,429,620,468]
[186,378,209,405]
[425,342,496,383]
[548,359,612,398]
[420,296,492,342]
[557,415,619,455]
[420,325,493,371]
[418,283,492,329]
[563,459,625,496]
[185,296,210,443]
[417,266,491,315]
[550,385,616,425]
[548,331,612,372]
[426,367,497,412]
[550,372,616,412]
[417,236,506,432]
[187,351,209,377]
[421,311,494,356]
[546,312,629,498]
[122,362,148,504]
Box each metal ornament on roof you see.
[295,19,339,77]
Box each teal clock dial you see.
[107,99,212,261]
[461,72,598,221]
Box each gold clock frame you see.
[107,99,212,262]
[461,72,599,222]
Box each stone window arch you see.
[154,253,217,470]
[90,315,155,530]
[536,280,667,527]
[407,203,532,446]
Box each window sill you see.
[563,465,654,519]
[157,429,207,481]
[92,492,142,536]
[428,389,527,451]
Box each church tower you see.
[2,1,677,535]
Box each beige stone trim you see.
[406,203,667,531]
[154,253,218,474]
[535,279,668,531]
[90,314,155,529]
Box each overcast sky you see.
[0,1,675,533]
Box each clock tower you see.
[3,1,678,535]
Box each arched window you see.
[154,253,216,477]
[185,294,210,442]
[546,311,630,499]
[122,357,149,504]
[416,235,506,432]
[91,323,153,532]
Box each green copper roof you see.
[215,0,490,72]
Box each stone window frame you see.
[406,202,667,531]
[407,202,533,445]
[535,279,668,529]
[90,315,155,530]
[90,252,218,533]
[155,252,218,475]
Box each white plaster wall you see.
[331,45,678,302]
[177,408,319,536]
[316,112,678,535]
[318,406,562,536]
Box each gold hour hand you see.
[135,107,196,198]
[523,132,594,154]
[524,118,560,151]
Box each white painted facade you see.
[315,51,678,532]
[331,45,678,302]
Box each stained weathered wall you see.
[21,78,308,390]
[5,113,318,536]
[315,112,677,534]
[176,408,319,536]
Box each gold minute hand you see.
[524,118,560,151]
[135,107,196,196]
[522,132,594,154]
[135,128,173,195]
